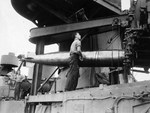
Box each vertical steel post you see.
[123,66,129,83]
[30,40,44,113]
[31,40,44,94]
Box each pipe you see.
[24,50,125,67]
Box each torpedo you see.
[24,50,125,67]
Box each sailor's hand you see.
[79,56,83,61]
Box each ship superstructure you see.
[1,0,150,113]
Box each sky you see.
[0,0,37,57]
[121,0,130,10]
[0,0,150,81]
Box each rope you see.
[16,61,24,74]
[81,32,89,42]
[37,67,59,92]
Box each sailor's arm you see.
[77,41,83,61]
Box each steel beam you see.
[29,15,127,44]
[29,40,45,113]
[95,0,122,15]
[31,40,44,95]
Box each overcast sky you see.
[0,0,37,57]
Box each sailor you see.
[14,71,24,100]
[65,32,83,91]
[20,76,31,99]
